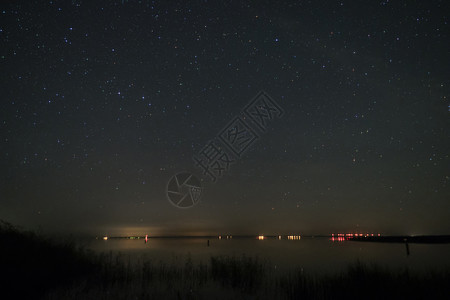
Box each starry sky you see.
[1,0,449,236]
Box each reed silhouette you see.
[0,220,95,299]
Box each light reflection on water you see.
[87,237,450,274]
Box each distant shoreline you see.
[98,235,450,244]
[350,235,450,244]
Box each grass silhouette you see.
[0,220,95,299]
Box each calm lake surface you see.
[87,237,450,275]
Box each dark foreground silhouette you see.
[1,220,449,299]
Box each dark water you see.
[88,237,450,274]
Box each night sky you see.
[1,0,449,237]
